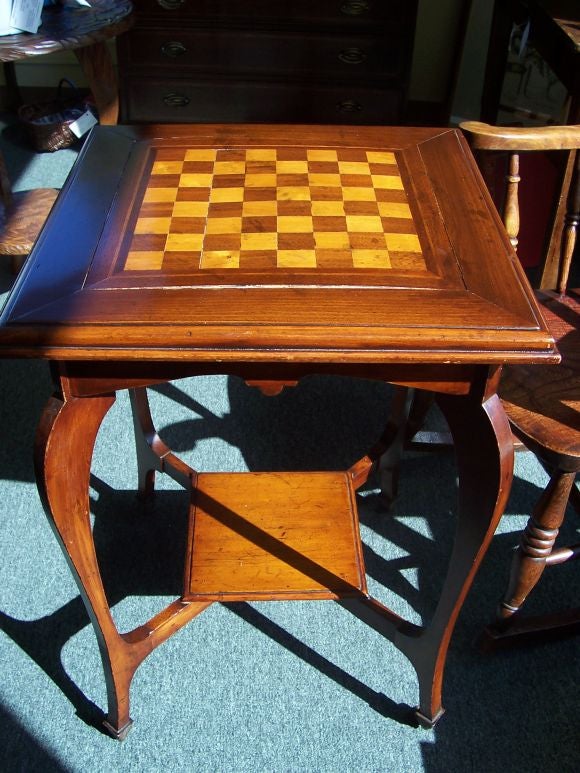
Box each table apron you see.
[53,360,500,399]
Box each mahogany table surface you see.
[0,123,558,366]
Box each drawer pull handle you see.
[337,99,363,113]
[340,1,370,15]
[338,47,367,65]
[161,41,187,58]
[163,92,191,108]
[157,0,185,9]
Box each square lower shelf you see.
[183,471,368,602]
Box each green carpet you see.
[0,118,578,772]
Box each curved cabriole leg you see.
[398,391,514,726]
[129,387,160,499]
[35,391,209,738]
[129,387,194,496]
[34,392,137,737]
[498,469,576,620]
[375,386,414,507]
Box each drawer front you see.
[132,0,414,27]
[122,77,402,124]
[123,28,405,79]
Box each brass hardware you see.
[340,1,370,15]
[157,0,185,10]
[336,99,363,113]
[161,41,187,58]
[163,92,191,107]
[338,47,367,65]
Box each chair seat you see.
[0,188,59,271]
[500,289,580,466]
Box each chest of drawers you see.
[118,0,418,124]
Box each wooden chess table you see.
[0,123,558,739]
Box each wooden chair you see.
[458,121,580,648]
[0,148,58,274]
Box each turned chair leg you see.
[499,469,576,621]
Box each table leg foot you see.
[415,706,445,729]
[102,717,134,741]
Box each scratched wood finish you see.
[0,123,557,364]
[184,472,367,601]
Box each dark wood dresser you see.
[117,0,418,124]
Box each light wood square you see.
[346,216,383,232]
[200,251,240,269]
[366,151,396,164]
[245,149,278,161]
[277,187,312,201]
[173,201,210,218]
[378,202,413,219]
[276,160,309,174]
[135,217,171,235]
[214,161,246,175]
[308,173,341,187]
[179,173,214,188]
[372,175,404,190]
[278,216,314,233]
[243,200,278,217]
[338,161,371,175]
[165,233,204,251]
[277,250,317,267]
[342,187,377,201]
[125,251,165,270]
[245,174,278,188]
[143,187,179,203]
[352,250,392,268]
[210,187,245,203]
[385,233,422,252]
[152,161,184,175]
[185,149,218,161]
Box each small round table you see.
[0,0,134,125]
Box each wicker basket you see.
[18,79,93,153]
